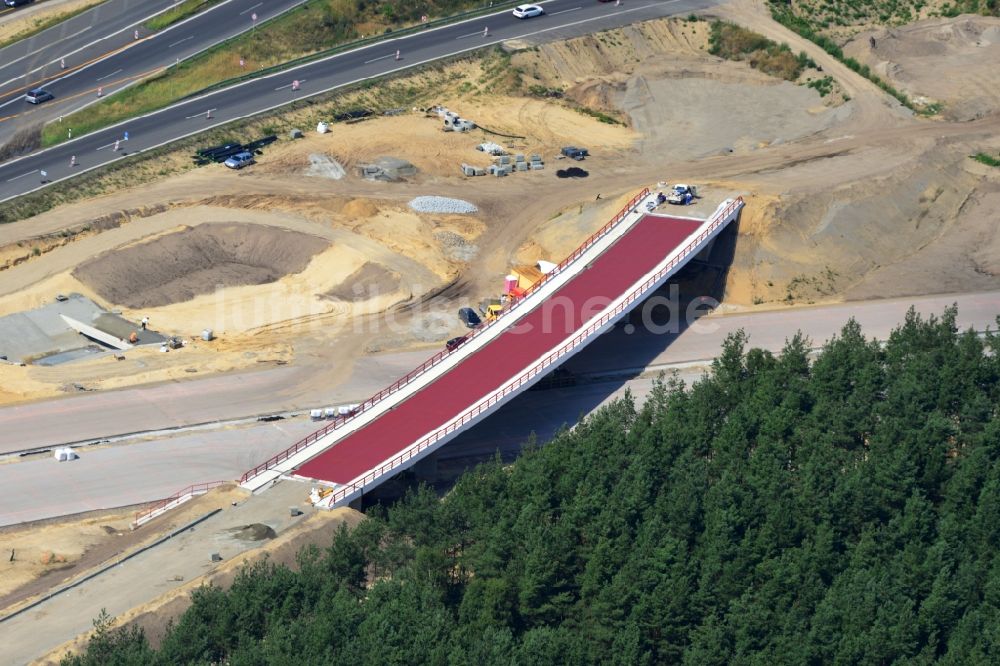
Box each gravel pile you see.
[435,231,478,261]
[409,196,478,214]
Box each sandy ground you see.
[1,3,1000,647]
[0,9,998,402]
[844,16,1000,122]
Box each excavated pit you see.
[73,223,329,309]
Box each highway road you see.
[0,0,718,201]
[0,290,997,527]
[1,290,997,453]
[0,0,307,142]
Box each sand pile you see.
[232,523,277,541]
[73,223,328,308]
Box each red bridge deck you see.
[295,214,702,485]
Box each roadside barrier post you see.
[97,87,102,97]
[395,49,401,61]
[60,58,65,69]
[484,26,489,38]
[70,155,76,167]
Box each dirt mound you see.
[342,198,380,218]
[324,262,400,301]
[232,523,277,541]
[723,148,993,305]
[74,223,328,309]
[844,16,1000,120]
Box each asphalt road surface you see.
[0,290,997,528]
[0,0,718,201]
[0,0,307,141]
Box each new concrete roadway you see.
[0,0,718,200]
[0,0,307,142]
[1,290,997,526]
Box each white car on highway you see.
[512,4,544,19]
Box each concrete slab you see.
[0,294,163,364]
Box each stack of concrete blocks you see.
[530,154,544,170]
[515,154,528,172]
[461,164,487,176]
[488,154,509,177]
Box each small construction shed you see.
[512,264,545,291]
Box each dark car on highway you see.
[24,89,53,104]
[458,308,481,328]
[5,0,34,7]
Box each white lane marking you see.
[7,169,38,181]
[168,36,194,48]
[550,7,582,16]
[0,0,668,200]
[185,108,216,118]
[96,68,123,82]
[1,27,92,71]
[274,78,306,90]
[364,53,393,64]
[455,30,486,40]
[239,2,263,15]
[0,95,23,111]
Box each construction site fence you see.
[239,188,651,485]
[324,197,745,507]
[133,480,227,527]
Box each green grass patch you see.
[972,152,1000,167]
[941,0,1000,17]
[575,106,624,125]
[40,0,519,147]
[708,20,813,81]
[805,75,835,97]
[0,0,107,51]
[145,0,225,31]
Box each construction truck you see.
[483,303,504,322]
[666,184,697,205]
[560,146,588,161]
